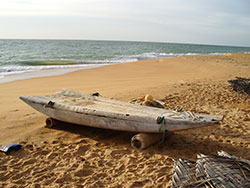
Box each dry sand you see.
[0,53,249,187]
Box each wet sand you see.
[0,53,249,187]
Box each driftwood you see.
[131,133,162,150]
[228,77,250,96]
[171,151,250,188]
[45,117,61,128]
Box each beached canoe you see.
[19,89,223,133]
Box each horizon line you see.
[0,38,250,48]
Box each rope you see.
[61,93,82,98]
[61,92,100,98]
[157,116,167,144]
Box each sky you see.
[0,0,250,47]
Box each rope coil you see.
[157,116,167,144]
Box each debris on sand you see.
[171,151,250,188]
[228,77,250,96]
[129,95,165,108]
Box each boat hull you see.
[19,89,223,133]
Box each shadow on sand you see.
[47,120,249,161]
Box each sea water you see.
[0,39,249,82]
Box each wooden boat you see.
[19,89,223,133]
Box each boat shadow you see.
[152,127,250,161]
[49,121,249,160]
[49,121,135,146]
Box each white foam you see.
[0,64,107,84]
[0,52,234,84]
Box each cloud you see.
[0,0,250,46]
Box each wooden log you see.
[45,117,61,128]
[131,133,162,150]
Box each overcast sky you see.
[0,0,250,46]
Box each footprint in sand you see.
[75,145,90,155]
[47,152,60,160]
[22,158,37,166]
[74,168,94,177]
[9,109,19,112]
[51,140,59,145]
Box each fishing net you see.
[171,151,250,188]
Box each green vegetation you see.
[22,61,78,66]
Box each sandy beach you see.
[0,53,249,187]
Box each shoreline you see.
[0,53,249,187]
[0,64,107,84]
[2,52,250,84]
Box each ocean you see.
[0,39,250,82]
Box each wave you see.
[0,52,231,79]
[107,52,227,62]
[21,60,78,66]
[0,63,108,78]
